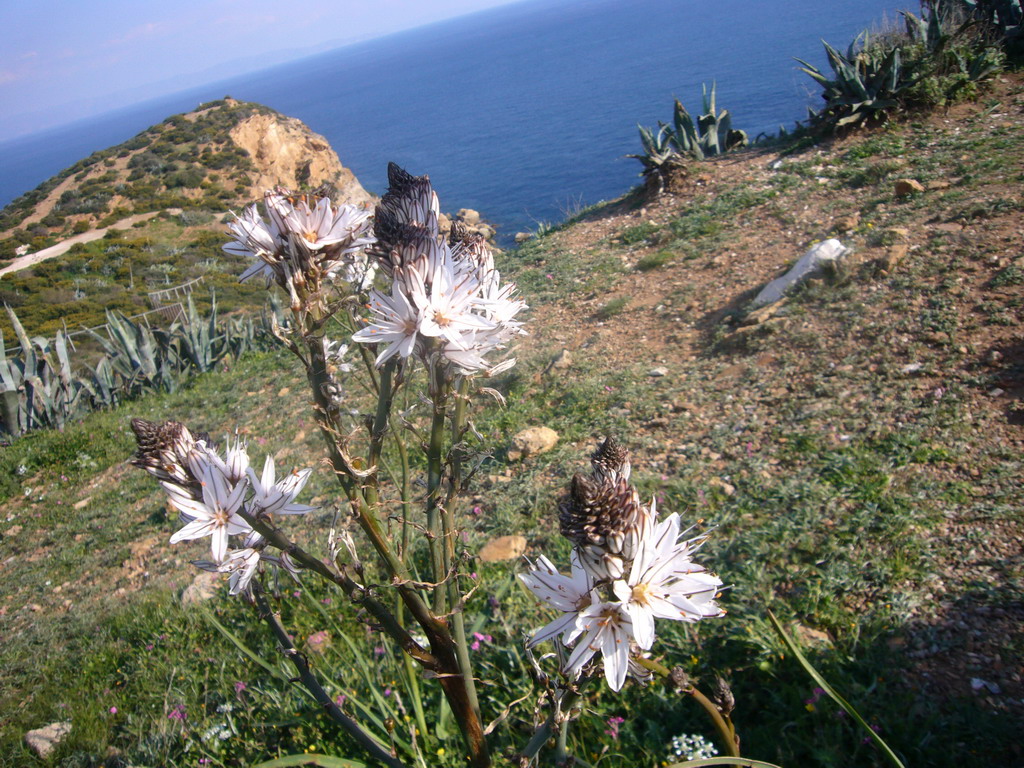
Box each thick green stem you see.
[517,685,584,763]
[443,377,481,722]
[426,362,449,615]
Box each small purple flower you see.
[234,681,247,697]
[168,704,187,721]
[374,645,386,657]
[108,706,118,715]
[470,505,483,516]
[384,687,392,697]
[334,693,347,708]
[804,686,825,711]
[488,594,501,610]
[470,631,493,651]
[604,715,625,739]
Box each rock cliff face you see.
[229,111,374,207]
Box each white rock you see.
[25,721,71,758]
[508,427,559,461]
[750,239,849,309]
[181,571,221,605]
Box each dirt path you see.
[0,209,181,277]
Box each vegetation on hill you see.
[0,99,269,255]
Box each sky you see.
[0,0,524,142]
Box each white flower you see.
[519,552,593,648]
[408,253,495,349]
[219,547,262,595]
[188,434,250,485]
[612,507,724,650]
[281,196,371,252]
[323,338,354,374]
[562,594,634,691]
[225,191,375,291]
[351,282,424,366]
[247,456,315,516]
[226,203,280,284]
[166,464,251,562]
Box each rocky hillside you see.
[0,98,372,261]
[0,100,375,339]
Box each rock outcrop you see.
[229,112,373,207]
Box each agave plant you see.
[797,33,910,128]
[89,309,178,395]
[629,83,747,195]
[960,0,1023,55]
[627,123,684,196]
[0,307,86,435]
[169,294,229,374]
[667,83,748,160]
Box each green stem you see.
[555,716,570,763]
[635,657,740,759]
[443,377,481,722]
[366,358,397,503]
[517,684,584,762]
[426,362,449,616]
[252,586,410,768]
[396,430,412,565]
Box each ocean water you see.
[1,0,910,241]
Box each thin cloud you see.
[104,21,162,47]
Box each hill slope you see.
[0,75,1022,765]
[0,100,373,340]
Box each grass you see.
[3,75,1024,768]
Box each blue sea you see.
[1,0,910,241]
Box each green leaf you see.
[252,755,366,768]
[666,759,783,768]
[200,607,294,686]
[766,610,907,768]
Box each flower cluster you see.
[224,190,376,309]
[351,163,527,374]
[669,732,719,761]
[519,438,724,691]
[130,419,312,595]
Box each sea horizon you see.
[1,0,911,240]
